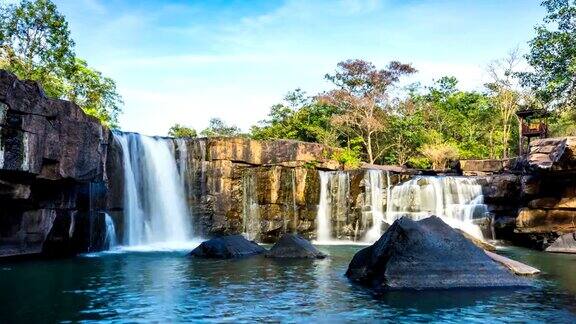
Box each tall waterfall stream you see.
[113,132,192,247]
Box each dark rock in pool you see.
[546,232,576,254]
[189,235,266,259]
[265,234,327,259]
[345,216,529,290]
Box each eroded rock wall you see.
[467,138,576,249]
[134,137,410,243]
[0,70,110,258]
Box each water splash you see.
[113,132,192,246]
[364,170,387,242]
[388,176,488,240]
[103,213,117,250]
[316,172,331,242]
[316,171,350,243]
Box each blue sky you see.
[53,0,544,136]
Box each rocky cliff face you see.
[467,138,576,249]
[0,70,110,258]
[514,138,576,248]
[160,137,408,242]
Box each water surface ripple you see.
[0,246,575,322]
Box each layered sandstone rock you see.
[163,135,411,243]
[0,70,110,258]
[527,137,576,171]
[513,140,576,247]
[460,158,517,176]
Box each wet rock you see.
[265,234,326,259]
[189,235,266,259]
[477,174,520,203]
[345,216,529,290]
[545,232,576,254]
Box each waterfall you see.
[242,172,260,241]
[290,169,298,233]
[316,171,349,242]
[316,172,331,242]
[113,132,192,246]
[388,176,488,239]
[364,170,387,242]
[175,139,188,189]
[104,213,117,250]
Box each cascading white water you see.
[388,176,488,239]
[175,139,188,190]
[113,132,192,246]
[291,169,298,233]
[316,172,331,242]
[316,171,349,242]
[242,172,261,241]
[103,213,117,250]
[364,170,386,242]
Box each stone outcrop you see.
[545,232,576,254]
[163,136,411,242]
[189,234,266,258]
[264,233,326,259]
[0,70,110,258]
[461,138,576,249]
[345,216,529,290]
[512,139,576,248]
[527,137,576,171]
[460,158,517,176]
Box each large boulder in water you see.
[345,216,529,290]
[265,234,327,259]
[189,235,266,259]
[546,232,576,254]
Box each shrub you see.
[420,143,459,170]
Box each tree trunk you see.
[366,133,374,164]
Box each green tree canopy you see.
[168,124,197,138]
[201,118,242,137]
[0,0,122,127]
[519,0,576,111]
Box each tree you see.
[0,0,122,127]
[519,0,576,112]
[0,0,74,96]
[321,59,416,164]
[486,50,523,159]
[381,97,427,165]
[168,124,197,138]
[251,89,340,145]
[201,118,241,137]
[421,143,459,170]
[66,58,122,127]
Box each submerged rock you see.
[189,235,266,259]
[345,216,529,290]
[546,232,576,254]
[265,234,327,259]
